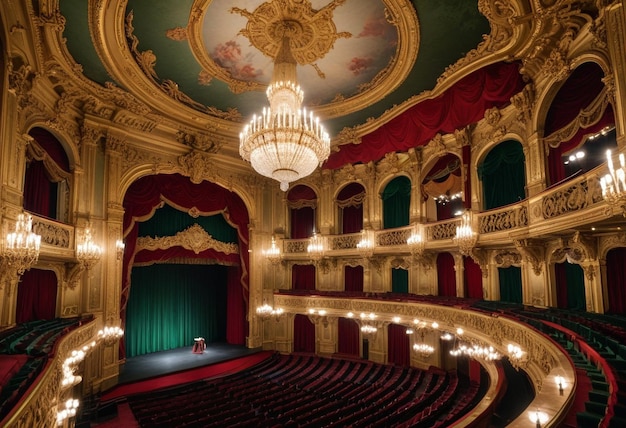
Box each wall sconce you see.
[307,231,325,262]
[263,235,282,265]
[600,149,626,216]
[554,375,566,396]
[116,239,125,261]
[2,212,41,275]
[407,223,426,259]
[256,303,284,321]
[76,224,102,270]
[97,325,124,346]
[528,409,548,428]
[356,229,375,258]
[453,210,477,256]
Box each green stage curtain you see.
[382,176,411,228]
[392,268,409,293]
[126,264,227,357]
[498,266,523,303]
[478,140,525,210]
[138,203,238,243]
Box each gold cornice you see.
[136,223,239,255]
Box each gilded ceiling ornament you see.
[230,0,351,68]
[166,26,188,41]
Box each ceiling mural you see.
[58,0,492,149]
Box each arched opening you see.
[336,182,365,234]
[16,269,58,323]
[422,153,463,220]
[337,317,359,357]
[388,323,410,366]
[498,266,523,304]
[382,176,411,228]
[121,174,249,358]
[605,247,626,314]
[478,140,526,210]
[294,314,315,353]
[288,185,317,238]
[344,265,364,292]
[292,264,316,291]
[554,261,586,311]
[463,256,483,299]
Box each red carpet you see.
[100,351,273,402]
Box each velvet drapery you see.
[606,248,626,314]
[16,269,57,323]
[463,256,483,299]
[554,262,586,311]
[294,314,315,353]
[324,61,524,169]
[338,317,360,356]
[382,176,411,229]
[125,264,227,357]
[292,264,316,290]
[338,183,364,234]
[289,185,316,239]
[437,252,456,297]
[121,174,250,356]
[387,324,410,367]
[498,266,523,303]
[344,265,364,292]
[23,161,54,218]
[392,268,409,293]
[478,140,526,210]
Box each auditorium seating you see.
[0,317,86,421]
[125,353,482,427]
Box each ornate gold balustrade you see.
[273,294,575,427]
[2,319,98,428]
[31,215,75,259]
[281,166,608,259]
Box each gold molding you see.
[136,223,239,255]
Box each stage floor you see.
[119,343,261,384]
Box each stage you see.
[118,343,262,384]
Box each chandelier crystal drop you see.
[77,225,102,270]
[3,213,41,275]
[453,210,477,256]
[239,31,330,192]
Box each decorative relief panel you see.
[541,176,603,219]
[136,223,239,255]
[479,205,528,234]
[32,219,71,248]
[376,228,412,247]
[427,221,456,241]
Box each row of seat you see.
[127,353,480,427]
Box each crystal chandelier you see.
[263,235,282,265]
[256,303,284,320]
[97,325,124,346]
[413,342,435,358]
[453,210,477,256]
[3,213,41,275]
[600,150,626,216]
[239,26,330,192]
[76,225,102,270]
[450,342,501,361]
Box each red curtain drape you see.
[29,127,70,171]
[294,314,315,353]
[324,61,524,169]
[547,106,615,184]
[554,262,568,309]
[16,269,57,323]
[344,265,364,292]
[606,248,626,314]
[226,266,246,344]
[121,174,250,356]
[289,185,316,239]
[338,317,359,356]
[437,252,457,297]
[463,256,483,299]
[387,324,410,367]
[23,161,52,217]
[292,264,316,290]
[338,183,365,233]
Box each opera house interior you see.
[2,0,626,427]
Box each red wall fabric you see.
[290,206,315,239]
[338,317,359,356]
[292,264,316,290]
[16,269,57,323]
[324,61,524,169]
[294,314,315,353]
[344,265,364,292]
[23,161,53,218]
[606,248,626,314]
[387,323,410,367]
[463,256,483,299]
[121,174,250,355]
[437,252,457,297]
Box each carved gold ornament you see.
[136,224,239,255]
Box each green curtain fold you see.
[126,264,227,357]
[498,266,523,304]
[382,176,411,228]
[392,268,409,293]
[565,262,586,310]
[478,140,526,210]
[138,203,238,243]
